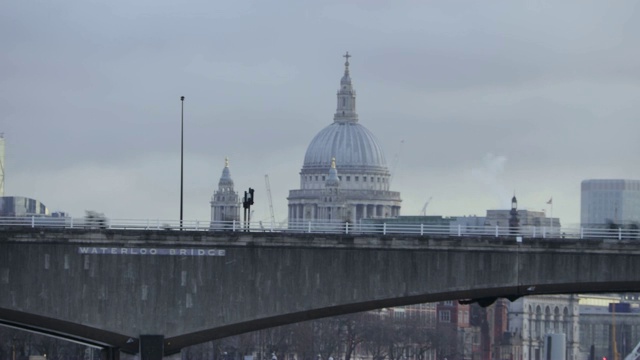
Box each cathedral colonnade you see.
[288,203,401,225]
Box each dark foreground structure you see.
[1,228,640,359]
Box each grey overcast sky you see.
[2,0,639,226]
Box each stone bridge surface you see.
[1,228,640,357]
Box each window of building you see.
[315,176,318,181]
[322,176,326,181]
[439,310,451,323]
[363,177,367,182]
[443,300,453,305]
[355,176,359,181]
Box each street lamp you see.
[243,188,255,231]
[180,96,185,230]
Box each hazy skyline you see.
[2,1,639,226]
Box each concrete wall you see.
[1,228,640,354]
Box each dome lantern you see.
[334,51,358,124]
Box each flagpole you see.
[547,197,553,231]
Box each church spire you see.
[334,52,358,123]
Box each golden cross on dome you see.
[343,52,351,65]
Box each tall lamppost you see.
[180,96,185,230]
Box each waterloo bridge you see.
[1,219,639,359]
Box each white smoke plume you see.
[470,153,511,209]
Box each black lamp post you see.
[243,188,254,231]
[180,96,185,230]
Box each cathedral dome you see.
[303,122,387,172]
[301,52,389,174]
[288,53,402,225]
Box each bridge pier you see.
[140,335,164,360]
[100,347,120,360]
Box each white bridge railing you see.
[0,216,639,240]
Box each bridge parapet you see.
[1,216,639,240]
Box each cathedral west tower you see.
[210,158,240,227]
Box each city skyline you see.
[2,1,640,226]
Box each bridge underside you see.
[4,280,640,356]
[0,307,136,357]
[148,280,640,354]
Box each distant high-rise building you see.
[0,196,49,217]
[287,53,402,225]
[577,294,640,359]
[581,179,640,226]
[484,205,560,237]
[485,209,560,228]
[210,158,240,227]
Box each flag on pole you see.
[546,197,553,205]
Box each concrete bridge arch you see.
[1,229,640,357]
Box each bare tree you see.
[177,306,448,360]
[339,314,366,360]
[289,320,316,360]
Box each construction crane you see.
[420,196,433,216]
[264,174,276,229]
[623,339,640,360]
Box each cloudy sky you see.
[2,0,639,227]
